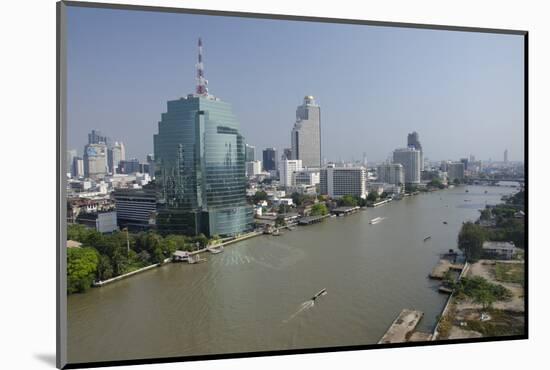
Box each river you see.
[67,185,518,363]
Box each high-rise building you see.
[108,141,126,174]
[153,38,253,237]
[72,157,84,178]
[119,158,141,174]
[393,147,421,184]
[293,169,320,186]
[447,162,465,182]
[245,144,255,162]
[262,148,277,171]
[291,96,321,168]
[83,143,108,179]
[146,154,155,178]
[377,163,404,185]
[460,158,469,171]
[246,160,262,177]
[278,159,302,188]
[320,165,366,199]
[88,129,109,145]
[407,131,423,171]
[282,148,292,161]
[504,149,509,163]
[67,149,77,176]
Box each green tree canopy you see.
[67,247,99,294]
[458,222,487,262]
[339,195,358,207]
[310,203,328,216]
[367,192,378,202]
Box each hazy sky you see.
[67,6,524,163]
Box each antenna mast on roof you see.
[195,37,208,96]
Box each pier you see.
[378,309,424,344]
[298,214,329,225]
[331,206,360,216]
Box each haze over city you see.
[67,6,524,163]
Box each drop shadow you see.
[34,353,56,367]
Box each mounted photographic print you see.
[57,1,528,368]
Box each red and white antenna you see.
[195,37,208,95]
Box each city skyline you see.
[67,7,524,163]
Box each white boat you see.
[207,245,224,254]
[369,217,383,225]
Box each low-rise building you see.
[76,211,118,233]
[482,241,518,260]
[113,188,157,231]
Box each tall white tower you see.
[291,96,321,168]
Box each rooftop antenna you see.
[195,37,208,96]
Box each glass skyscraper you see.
[154,94,254,237]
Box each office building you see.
[88,129,109,145]
[447,162,465,182]
[83,143,108,179]
[245,144,255,162]
[293,169,320,186]
[407,131,424,170]
[108,141,125,174]
[262,147,277,171]
[504,149,509,163]
[113,188,157,231]
[279,159,303,188]
[246,160,262,177]
[153,38,253,237]
[119,158,141,174]
[291,96,321,168]
[320,166,367,199]
[67,149,77,176]
[393,147,421,184]
[377,163,404,185]
[76,211,118,234]
[282,148,292,161]
[72,157,84,178]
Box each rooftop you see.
[482,241,516,250]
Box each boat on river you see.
[369,217,383,225]
[207,245,224,254]
[423,236,432,242]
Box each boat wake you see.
[283,300,315,323]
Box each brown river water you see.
[67,185,517,363]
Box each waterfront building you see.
[320,165,367,199]
[83,143,108,179]
[393,147,421,184]
[407,131,424,170]
[278,159,303,188]
[153,38,253,237]
[113,188,157,231]
[293,169,320,186]
[291,96,321,168]
[377,163,404,185]
[76,211,118,234]
[447,162,465,182]
[245,144,256,162]
[246,160,262,177]
[108,141,126,174]
[262,147,277,171]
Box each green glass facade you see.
[154,95,254,237]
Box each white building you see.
[393,148,421,184]
[246,160,262,177]
[320,166,367,199]
[377,163,404,185]
[291,96,321,168]
[279,159,303,188]
[108,141,125,174]
[293,169,320,186]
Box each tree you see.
[275,215,286,227]
[67,247,99,294]
[458,222,487,262]
[405,184,418,193]
[479,208,492,221]
[253,190,268,204]
[453,178,461,185]
[310,203,328,216]
[339,195,358,207]
[380,192,389,199]
[96,255,113,281]
[367,192,378,202]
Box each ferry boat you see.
[272,229,282,236]
[423,236,432,242]
[187,254,207,264]
[369,217,383,225]
[207,245,224,254]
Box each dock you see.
[378,309,424,344]
[298,214,329,225]
[429,259,464,279]
[331,206,360,216]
